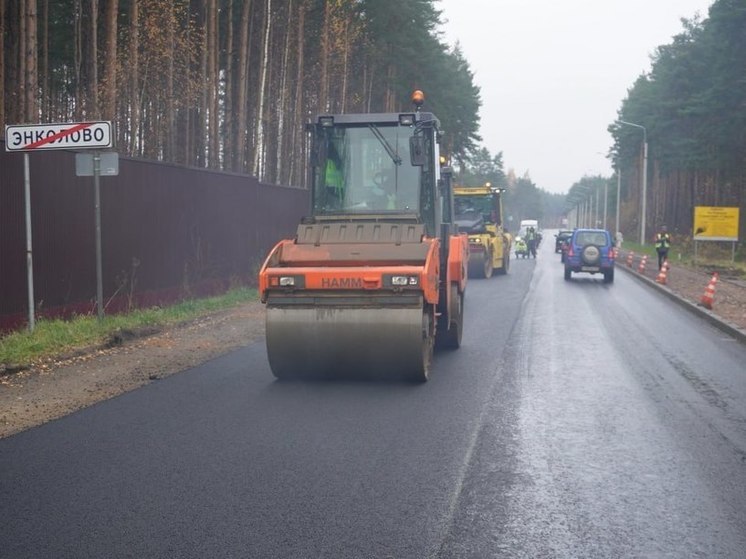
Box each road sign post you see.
[5,122,116,329]
[23,153,35,332]
[76,152,119,321]
[94,154,104,321]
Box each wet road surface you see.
[2,238,746,558]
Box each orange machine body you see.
[258,103,467,381]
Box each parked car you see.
[563,228,615,283]
[555,230,573,253]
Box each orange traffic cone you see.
[638,255,648,274]
[655,260,669,284]
[626,251,635,267]
[700,272,719,309]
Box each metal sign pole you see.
[94,153,104,321]
[615,168,621,236]
[23,153,35,332]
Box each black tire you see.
[436,284,463,349]
[412,308,435,382]
[496,250,509,275]
[468,252,492,279]
[564,266,572,281]
[604,269,615,284]
[483,251,494,278]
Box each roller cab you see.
[454,185,512,278]
[259,93,467,381]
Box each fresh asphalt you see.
[2,238,746,558]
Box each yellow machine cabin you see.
[454,185,512,278]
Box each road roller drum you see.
[265,299,433,381]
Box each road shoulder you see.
[1,301,265,439]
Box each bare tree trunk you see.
[366,64,374,112]
[18,0,27,122]
[340,8,350,113]
[129,0,139,155]
[223,0,234,170]
[385,64,395,112]
[206,0,219,167]
[290,1,306,187]
[39,0,49,120]
[74,0,82,120]
[275,0,292,182]
[253,0,271,177]
[197,0,208,166]
[319,0,330,112]
[182,3,193,164]
[235,0,251,172]
[25,0,38,122]
[0,0,5,127]
[89,0,99,118]
[102,0,118,121]
[167,4,175,162]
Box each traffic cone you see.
[655,260,669,284]
[626,251,635,267]
[700,272,719,309]
[638,255,648,274]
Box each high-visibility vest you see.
[325,160,343,191]
[655,233,670,249]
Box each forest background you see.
[2,0,745,239]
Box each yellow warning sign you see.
[693,206,740,241]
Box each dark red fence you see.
[0,142,309,332]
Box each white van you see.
[518,219,539,239]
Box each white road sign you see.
[5,121,113,151]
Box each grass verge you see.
[1,287,258,369]
[621,241,745,275]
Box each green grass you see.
[1,287,258,368]
[621,239,746,275]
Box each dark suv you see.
[563,228,615,283]
[555,230,573,253]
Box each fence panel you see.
[0,143,309,331]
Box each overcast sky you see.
[438,0,714,194]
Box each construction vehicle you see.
[258,91,468,382]
[454,185,512,278]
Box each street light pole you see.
[618,120,648,245]
[593,186,598,227]
[615,167,621,237]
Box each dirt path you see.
[1,301,266,439]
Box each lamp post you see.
[603,179,608,230]
[592,152,609,230]
[595,184,600,227]
[618,120,648,245]
[615,167,621,237]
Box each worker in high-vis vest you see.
[325,146,344,205]
[655,225,671,270]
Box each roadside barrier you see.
[699,272,719,309]
[626,251,635,267]
[638,255,648,274]
[655,259,669,284]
